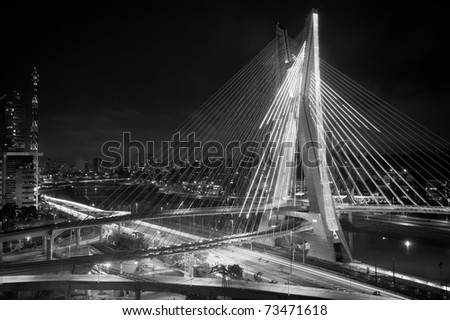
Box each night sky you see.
[1,1,448,162]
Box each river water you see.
[347,231,450,283]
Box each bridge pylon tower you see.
[258,9,352,263]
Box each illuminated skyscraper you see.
[0,68,42,208]
[0,92,26,152]
[30,67,39,152]
[1,153,36,207]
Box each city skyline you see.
[1,4,450,303]
[0,2,448,162]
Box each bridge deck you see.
[0,222,312,275]
[0,274,390,300]
[2,199,449,243]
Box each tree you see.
[17,206,38,224]
[162,251,209,268]
[1,203,18,231]
[227,264,243,278]
[162,253,185,267]
[109,232,149,251]
[253,271,263,282]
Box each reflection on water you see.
[45,183,151,208]
[347,231,450,283]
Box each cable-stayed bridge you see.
[1,10,450,296]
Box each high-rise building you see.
[93,157,102,173]
[60,162,69,173]
[0,157,3,204]
[74,157,87,173]
[1,153,36,207]
[0,92,26,152]
[30,67,39,152]
[0,68,42,208]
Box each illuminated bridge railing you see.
[335,204,450,215]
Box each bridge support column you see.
[135,286,141,300]
[0,241,3,264]
[294,212,342,262]
[114,290,124,297]
[45,233,53,261]
[99,226,104,242]
[75,228,81,250]
[118,223,122,234]
[348,212,353,224]
[348,231,353,252]
[65,285,72,299]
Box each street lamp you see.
[437,261,444,286]
[68,229,73,258]
[301,240,306,264]
[289,231,294,275]
[392,256,396,286]
[405,240,411,255]
[374,262,378,284]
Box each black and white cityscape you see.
[0,2,449,301]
